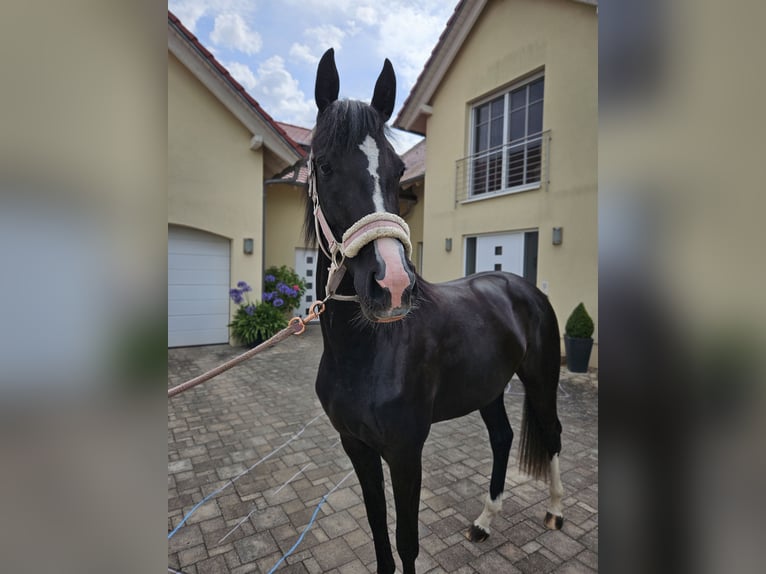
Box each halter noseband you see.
[307,152,412,302]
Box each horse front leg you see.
[388,448,424,574]
[340,434,395,574]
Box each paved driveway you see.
[168,325,598,573]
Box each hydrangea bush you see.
[228,280,287,346]
[262,266,306,314]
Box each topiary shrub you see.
[565,302,594,339]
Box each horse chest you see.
[316,363,422,447]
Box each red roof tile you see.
[277,122,313,147]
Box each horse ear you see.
[315,48,339,114]
[371,58,396,122]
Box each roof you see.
[400,139,426,185]
[277,122,312,148]
[168,11,305,165]
[394,0,598,134]
[266,159,309,186]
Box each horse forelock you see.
[312,99,389,155]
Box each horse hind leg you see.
[467,393,513,542]
[517,357,565,530]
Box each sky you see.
[169,0,457,154]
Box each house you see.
[394,0,598,366]
[168,12,305,347]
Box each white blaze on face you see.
[358,135,384,212]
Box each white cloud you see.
[305,25,347,53]
[227,57,316,127]
[355,6,378,26]
[210,13,262,55]
[225,61,257,91]
[289,43,319,66]
[376,5,451,88]
[287,24,347,67]
[169,0,255,33]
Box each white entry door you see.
[475,232,525,275]
[168,226,230,347]
[465,230,539,284]
[294,248,319,318]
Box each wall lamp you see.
[445,237,452,252]
[243,238,254,254]
[552,227,563,245]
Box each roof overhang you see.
[168,18,303,173]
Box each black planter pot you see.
[564,335,593,373]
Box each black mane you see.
[312,99,388,155]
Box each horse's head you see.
[309,48,416,323]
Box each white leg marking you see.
[473,492,504,534]
[358,135,384,212]
[548,454,564,517]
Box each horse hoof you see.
[466,524,490,542]
[544,511,564,530]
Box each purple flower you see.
[229,288,243,304]
[245,304,255,316]
[264,274,276,284]
[237,281,252,292]
[262,292,274,302]
[273,298,284,308]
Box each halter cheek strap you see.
[307,153,412,303]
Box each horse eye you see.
[319,163,332,176]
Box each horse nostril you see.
[368,271,388,302]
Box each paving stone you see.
[470,550,520,573]
[312,537,356,571]
[434,543,476,571]
[195,554,228,574]
[168,331,597,573]
[178,544,208,567]
[538,530,586,560]
[515,551,557,574]
[233,531,279,563]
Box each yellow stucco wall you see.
[264,182,309,270]
[168,52,264,340]
[401,181,425,272]
[421,0,598,360]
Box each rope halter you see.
[307,152,412,302]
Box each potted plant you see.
[228,281,288,347]
[564,302,594,372]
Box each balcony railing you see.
[455,130,551,204]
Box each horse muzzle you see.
[358,237,416,322]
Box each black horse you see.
[307,49,564,574]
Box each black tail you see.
[517,290,562,482]
[518,396,556,482]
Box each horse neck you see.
[314,249,372,348]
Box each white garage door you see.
[168,226,230,347]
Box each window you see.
[471,76,544,197]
